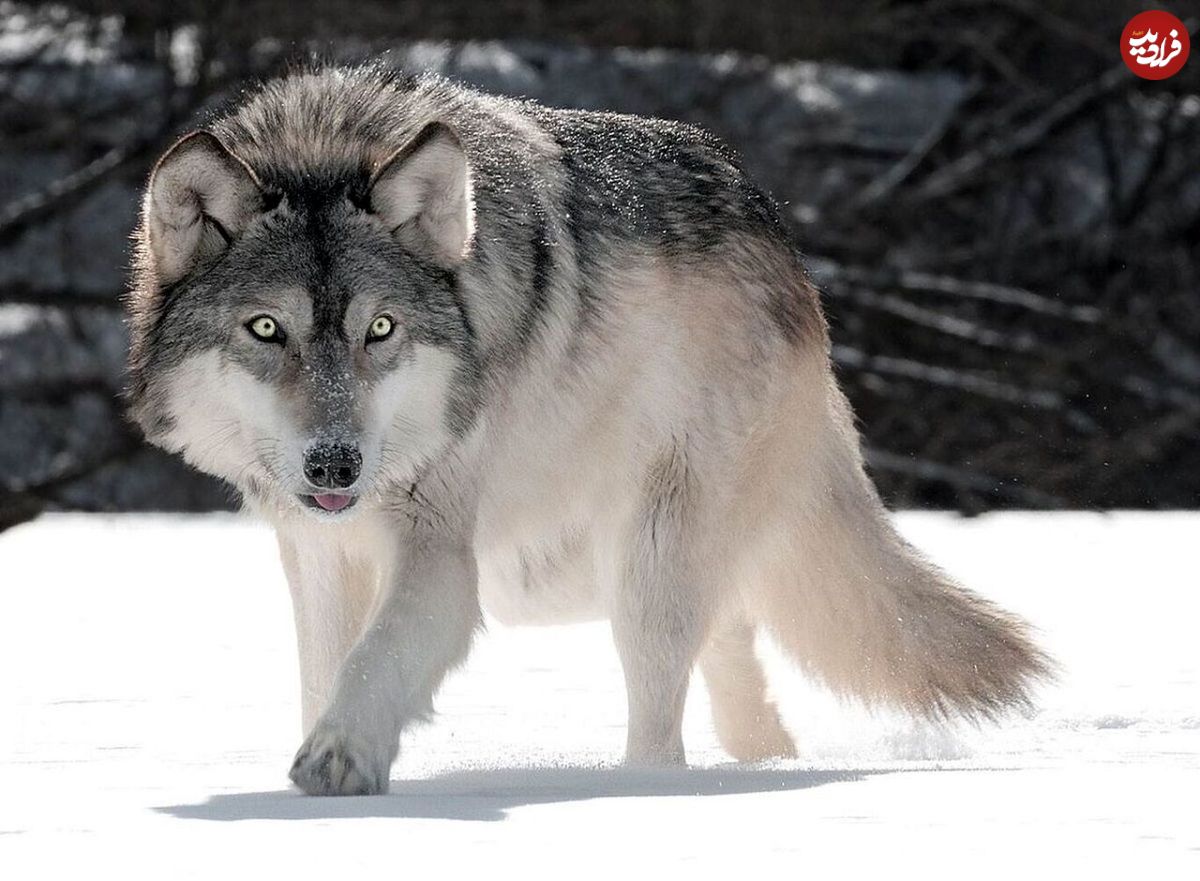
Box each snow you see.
[1,512,1197,877]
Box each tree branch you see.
[810,257,1101,322]
[865,447,1064,508]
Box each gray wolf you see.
[126,65,1050,795]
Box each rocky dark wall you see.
[2,4,1198,526]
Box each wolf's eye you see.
[366,315,394,343]
[247,315,283,343]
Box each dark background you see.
[2,0,1197,529]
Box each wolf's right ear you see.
[143,131,262,285]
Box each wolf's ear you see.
[144,131,263,285]
[368,122,475,266]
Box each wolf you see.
[126,64,1049,795]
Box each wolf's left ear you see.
[144,131,263,285]
[369,122,475,266]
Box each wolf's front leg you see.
[289,540,480,795]
[277,530,381,734]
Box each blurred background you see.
[1,0,1197,530]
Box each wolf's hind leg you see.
[608,444,714,766]
[611,594,704,766]
[612,592,702,766]
[699,618,796,762]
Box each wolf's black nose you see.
[303,443,362,490]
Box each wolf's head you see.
[127,119,479,519]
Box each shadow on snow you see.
[159,765,880,822]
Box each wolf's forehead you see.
[250,204,369,287]
[258,165,373,205]
[232,232,373,336]
[242,285,315,321]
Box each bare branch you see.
[845,79,976,211]
[822,283,1040,351]
[914,65,1131,201]
[810,257,1101,323]
[0,144,134,241]
[865,448,1064,507]
[832,344,1084,418]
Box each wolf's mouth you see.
[301,493,358,514]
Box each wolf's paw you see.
[289,723,390,796]
[722,721,798,763]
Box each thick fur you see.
[126,65,1050,795]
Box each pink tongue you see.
[313,493,352,512]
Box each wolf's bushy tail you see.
[743,395,1052,720]
[752,500,1050,720]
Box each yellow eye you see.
[248,315,281,342]
[367,315,394,342]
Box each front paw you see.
[289,722,391,796]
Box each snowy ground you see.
[1,512,1197,877]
